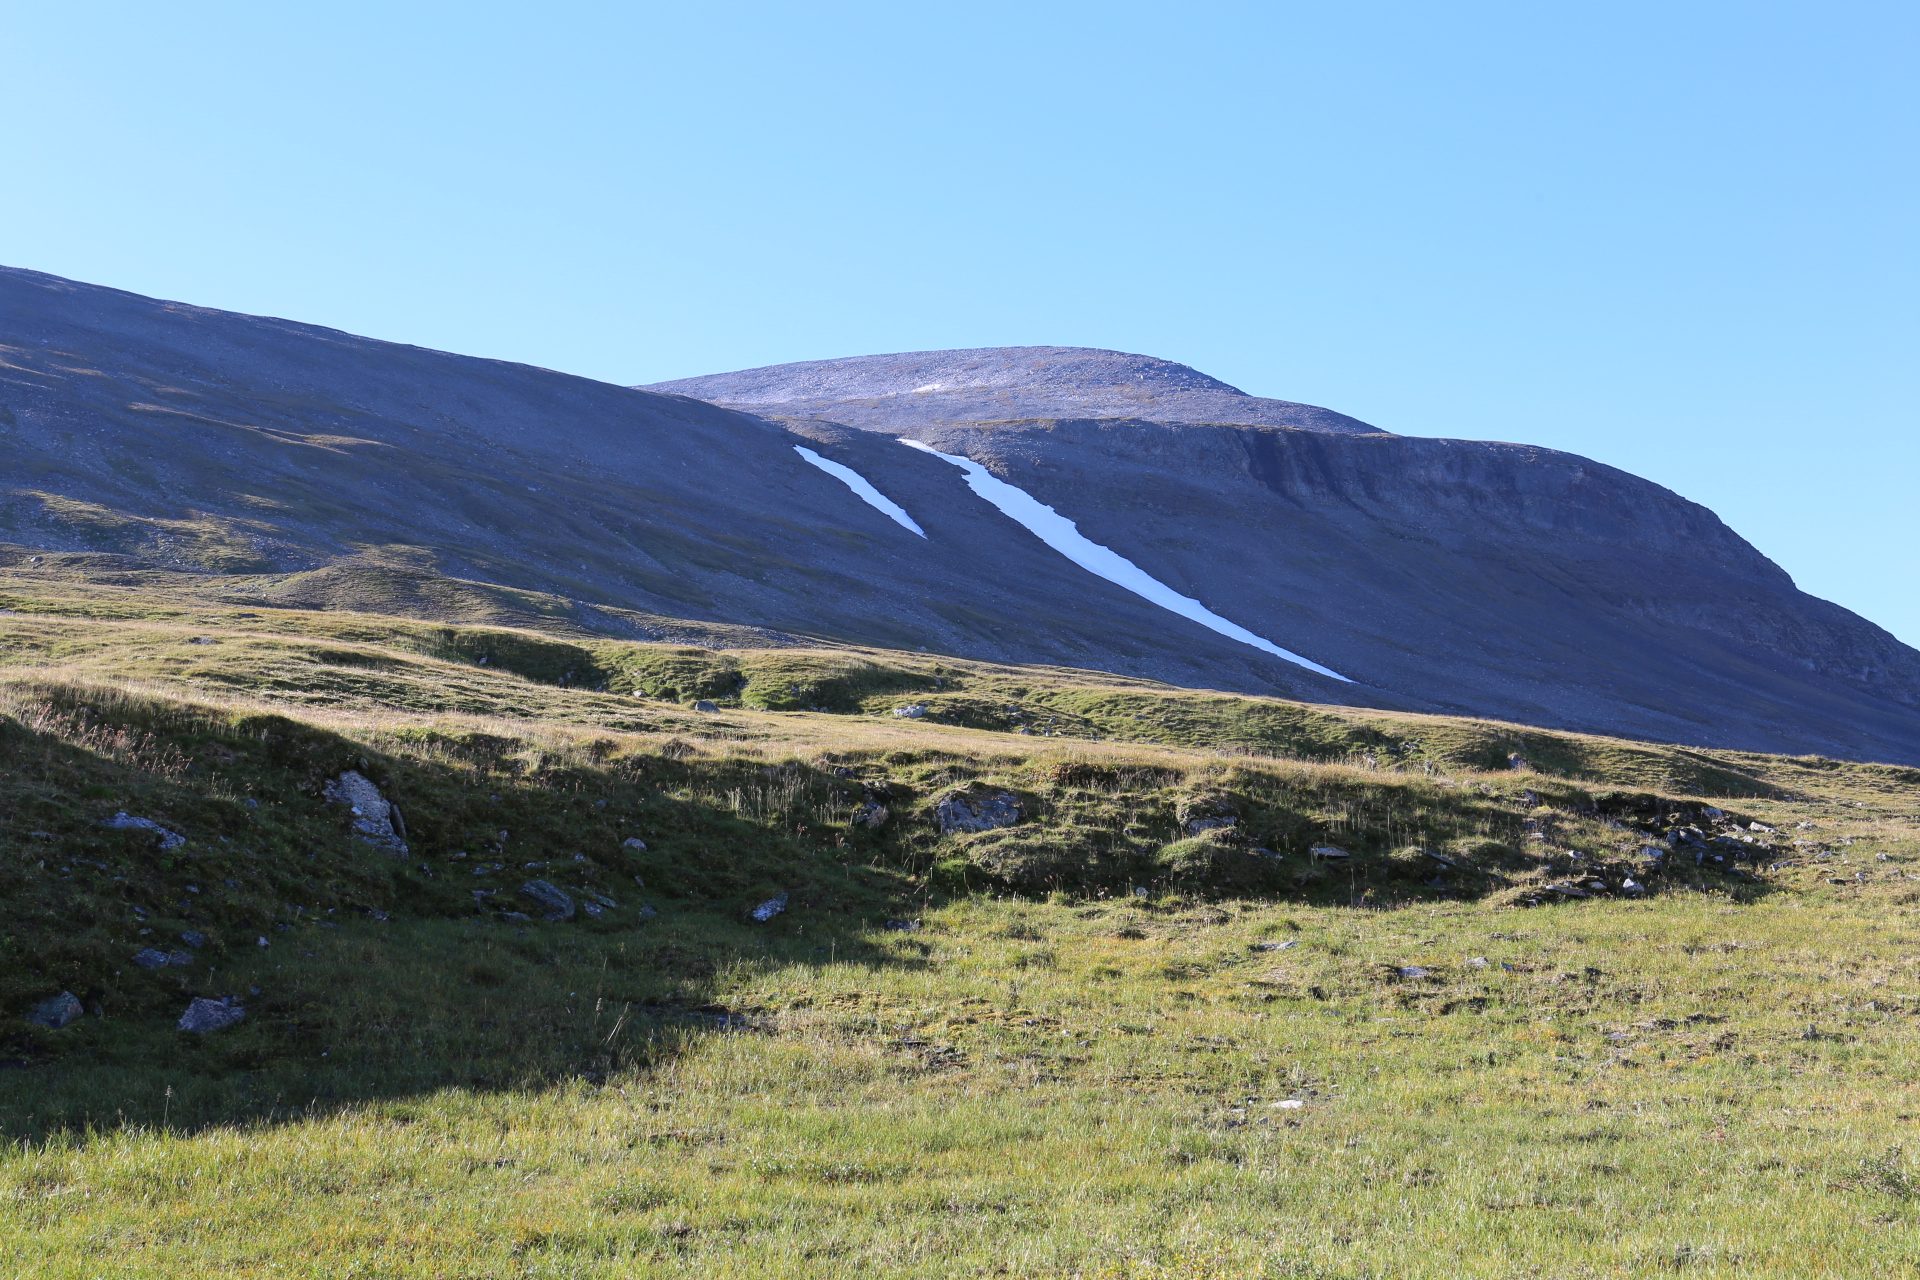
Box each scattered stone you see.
[623,837,648,850]
[691,699,719,712]
[1271,1099,1305,1109]
[1621,878,1647,895]
[179,931,207,949]
[519,880,576,922]
[934,786,1024,834]
[853,801,889,830]
[1250,847,1281,860]
[1308,845,1351,859]
[100,812,186,850]
[322,770,408,856]
[27,991,83,1030]
[167,951,195,967]
[579,888,619,908]
[749,892,789,922]
[892,704,927,719]
[256,936,269,947]
[1251,940,1298,952]
[1397,965,1432,979]
[132,948,171,970]
[177,997,245,1034]
[500,911,532,922]
[886,919,921,931]
[638,903,660,918]
[1507,754,1528,771]
[1133,887,1151,899]
[1466,956,1490,968]
[582,902,605,919]
[1185,817,1237,836]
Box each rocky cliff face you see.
[5,267,1918,762]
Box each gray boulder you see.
[27,991,83,1029]
[323,769,409,856]
[935,787,1024,834]
[132,948,171,970]
[519,879,575,921]
[749,892,789,922]
[692,699,719,712]
[100,812,186,850]
[178,997,245,1033]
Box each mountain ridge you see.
[5,264,1918,763]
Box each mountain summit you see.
[642,346,1380,434]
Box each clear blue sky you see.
[6,2,1915,643]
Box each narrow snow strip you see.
[899,438,1352,682]
[793,446,926,537]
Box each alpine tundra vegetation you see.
[1,566,1918,1277]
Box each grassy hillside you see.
[2,567,1918,1276]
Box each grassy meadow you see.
[1,564,1919,1276]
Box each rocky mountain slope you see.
[4,265,1918,763]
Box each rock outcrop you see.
[323,770,408,856]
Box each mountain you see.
[644,345,1380,434]
[4,265,1918,763]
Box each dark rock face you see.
[643,346,1379,435]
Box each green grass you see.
[0,566,1917,1275]
[9,898,1920,1277]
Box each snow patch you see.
[794,446,926,537]
[898,439,1351,682]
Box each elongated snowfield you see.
[899,439,1352,681]
[793,446,926,537]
